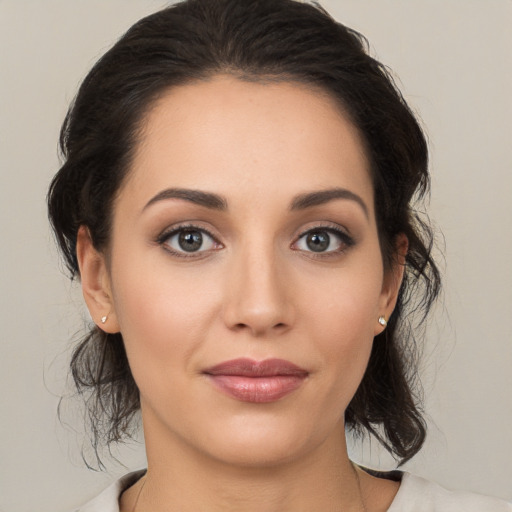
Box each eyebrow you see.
[290,188,369,218]
[143,186,368,218]
[143,188,228,212]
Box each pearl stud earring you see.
[101,315,108,324]
[378,316,387,327]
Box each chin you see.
[208,435,308,469]
[195,412,335,469]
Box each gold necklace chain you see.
[131,475,146,512]
[132,467,367,512]
[351,462,368,512]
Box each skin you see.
[77,75,405,511]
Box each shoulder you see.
[389,472,512,512]
[72,470,146,512]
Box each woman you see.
[47,0,510,510]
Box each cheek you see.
[305,261,383,337]
[300,262,383,386]
[109,255,220,378]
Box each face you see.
[80,75,401,468]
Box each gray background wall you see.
[0,1,510,511]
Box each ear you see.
[375,233,408,335]
[76,225,120,333]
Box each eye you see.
[159,225,220,257]
[293,227,354,254]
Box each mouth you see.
[203,358,309,403]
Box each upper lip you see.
[204,358,309,377]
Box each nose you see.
[222,243,295,338]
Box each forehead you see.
[121,75,373,213]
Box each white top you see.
[75,469,511,511]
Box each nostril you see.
[221,280,295,335]
[231,321,289,334]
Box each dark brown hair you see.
[48,0,440,467]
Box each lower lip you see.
[207,375,306,403]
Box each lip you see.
[203,358,309,403]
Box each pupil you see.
[306,231,329,252]
[179,230,203,252]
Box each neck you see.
[131,416,365,512]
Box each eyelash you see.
[156,223,222,259]
[293,224,355,259]
[156,223,355,259]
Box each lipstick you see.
[203,358,308,403]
